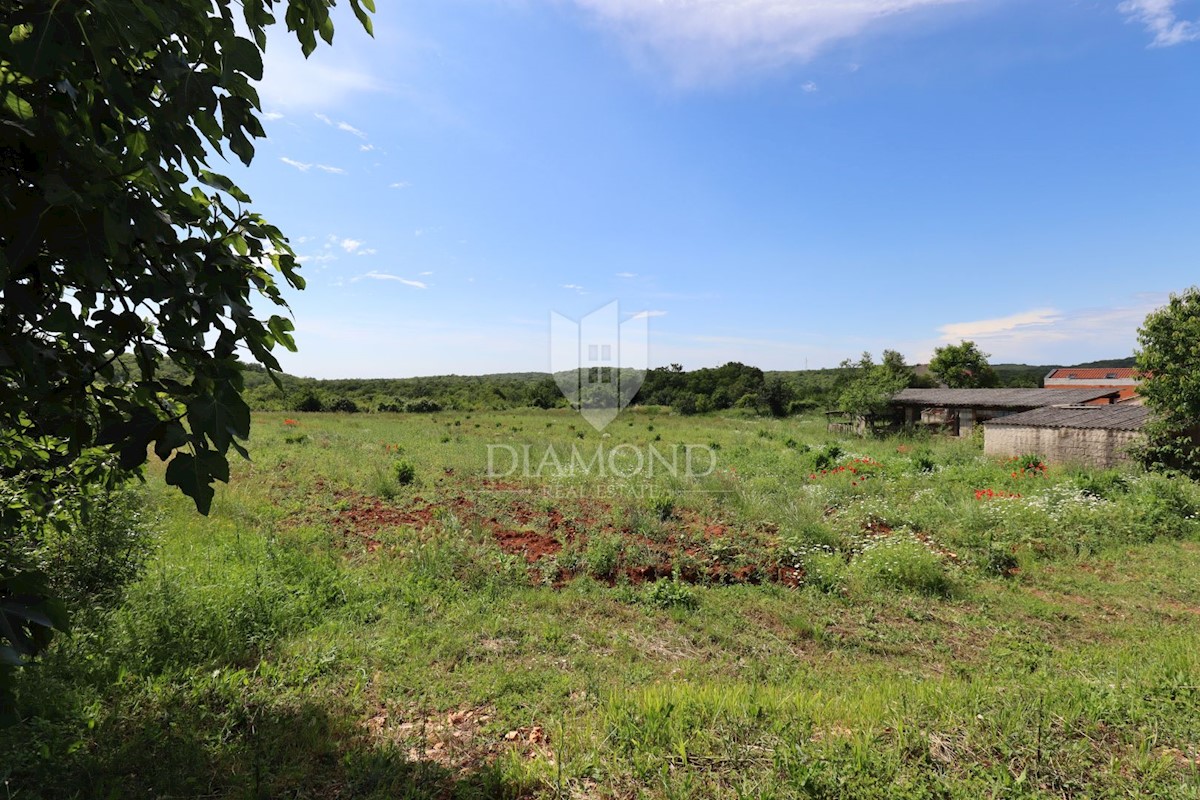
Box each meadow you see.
[5,408,1200,799]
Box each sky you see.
[228,0,1200,378]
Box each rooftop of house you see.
[1045,368,1140,381]
[982,403,1150,432]
[891,388,1120,409]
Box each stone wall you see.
[983,425,1143,468]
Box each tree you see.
[928,340,998,388]
[1135,287,1200,476]
[837,351,913,419]
[1,0,374,712]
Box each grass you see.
[4,408,1200,798]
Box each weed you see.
[642,572,698,610]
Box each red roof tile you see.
[1046,368,1139,380]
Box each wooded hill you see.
[237,357,1137,416]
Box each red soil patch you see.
[296,479,851,588]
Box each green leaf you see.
[165,452,216,515]
[198,170,252,203]
[225,36,264,81]
[187,384,251,451]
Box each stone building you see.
[891,388,1120,438]
[982,404,1149,468]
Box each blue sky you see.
[231,0,1200,378]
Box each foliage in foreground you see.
[1136,285,1200,477]
[0,0,373,714]
[2,411,1199,798]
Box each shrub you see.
[33,483,157,608]
[583,535,623,579]
[648,493,676,522]
[801,550,846,594]
[642,572,698,610]
[911,449,936,473]
[393,459,417,486]
[849,536,954,597]
[328,397,359,414]
[406,398,443,413]
[293,392,324,413]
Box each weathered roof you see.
[1045,368,1139,381]
[891,388,1119,408]
[983,404,1150,432]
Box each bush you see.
[328,397,359,413]
[911,449,936,473]
[393,459,417,486]
[293,392,324,413]
[33,483,157,608]
[648,494,676,522]
[642,572,698,610]
[406,398,443,413]
[583,535,623,579]
[849,536,954,597]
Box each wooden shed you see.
[891,388,1121,437]
[982,404,1149,468]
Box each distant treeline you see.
[236,355,1135,416]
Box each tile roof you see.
[891,388,1119,408]
[983,404,1150,432]
[1046,368,1139,380]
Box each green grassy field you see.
[6,409,1200,798]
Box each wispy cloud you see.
[389,181,411,189]
[263,111,285,121]
[282,157,345,174]
[357,248,378,256]
[360,144,378,152]
[338,121,367,139]
[568,0,967,85]
[419,271,434,276]
[340,238,363,253]
[801,81,820,93]
[1119,0,1200,46]
[314,112,333,125]
[938,308,1063,341]
[616,271,637,278]
[356,272,428,289]
[931,298,1168,363]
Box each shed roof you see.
[983,404,1149,431]
[891,388,1119,408]
[1045,368,1139,380]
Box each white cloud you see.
[801,80,820,93]
[316,164,346,174]
[296,252,338,265]
[1119,0,1200,46]
[263,111,285,121]
[357,248,378,256]
[562,283,585,290]
[568,0,968,85]
[419,271,434,276]
[616,271,637,278]
[280,157,312,171]
[389,181,411,189]
[314,112,333,125]
[360,144,377,152]
[338,121,368,139]
[340,238,363,253]
[629,310,668,320]
[357,272,428,289]
[929,298,1168,364]
[938,308,1063,341]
